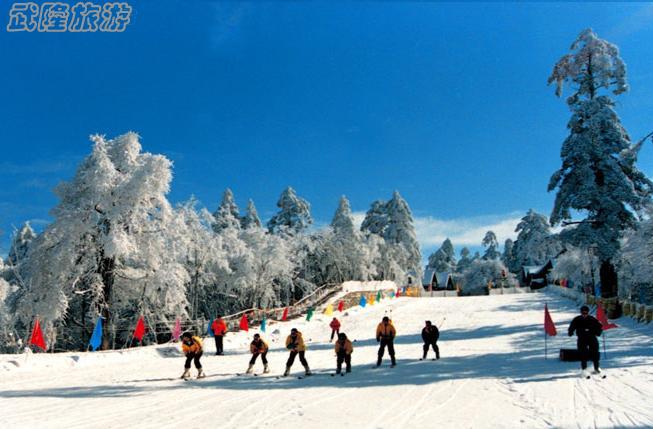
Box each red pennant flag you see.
[596,305,618,330]
[395,288,401,298]
[544,304,557,336]
[281,307,288,321]
[29,318,47,351]
[337,301,344,312]
[133,316,146,342]
[239,314,249,331]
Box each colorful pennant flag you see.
[88,316,103,351]
[281,307,289,321]
[260,317,267,333]
[133,316,146,342]
[324,303,334,316]
[544,304,557,336]
[360,295,367,308]
[171,318,182,342]
[596,305,618,330]
[376,290,382,302]
[306,307,314,321]
[29,318,46,351]
[337,301,344,312]
[206,319,214,337]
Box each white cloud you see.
[353,210,524,255]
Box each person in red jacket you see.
[329,317,341,341]
[211,315,227,355]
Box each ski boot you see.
[303,364,312,376]
[245,364,254,375]
[180,368,190,379]
[346,367,351,373]
[197,368,206,379]
[263,363,270,374]
[283,366,291,377]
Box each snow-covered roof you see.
[422,269,437,286]
[436,272,452,288]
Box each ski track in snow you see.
[2,290,653,429]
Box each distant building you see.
[521,260,554,289]
[422,269,455,291]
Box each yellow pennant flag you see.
[369,294,376,305]
[324,303,334,316]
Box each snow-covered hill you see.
[2,290,652,429]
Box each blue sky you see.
[1,1,653,261]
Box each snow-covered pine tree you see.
[360,200,387,236]
[427,238,457,273]
[14,133,189,350]
[8,222,37,266]
[548,29,653,300]
[456,247,473,273]
[618,205,653,305]
[461,258,517,295]
[502,239,516,273]
[383,191,422,282]
[512,210,562,270]
[241,199,262,230]
[482,231,500,260]
[213,188,241,233]
[267,187,313,235]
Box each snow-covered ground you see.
[2,290,653,429]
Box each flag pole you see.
[544,330,547,360]
[602,331,607,361]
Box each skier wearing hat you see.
[284,328,312,376]
[246,333,269,374]
[420,320,440,360]
[568,305,603,375]
[180,332,205,379]
[376,316,396,367]
[334,332,353,374]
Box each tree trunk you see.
[99,256,116,350]
[599,259,621,318]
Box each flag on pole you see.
[324,303,333,316]
[281,307,289,321]
[359,295,367,308]
[206,319,214,337]
[29,318,46,351]
[369,294,376,305]
[376,290,382,302]
[544,304,557,336]
[395,288,401,298]
[306,307,314,321]
[260,317,267,333]
[88,316,103,351]
[239,314,249,331]
[596,305,618,330]
[133,316,146,342]
[337,301,344,312]
[171,318,182,342]
[390,290,395,298]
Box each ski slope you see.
[2,289,653,429]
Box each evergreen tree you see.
[383,191,422,279]
[267,187,313,235]
[456,247,473,273]
[512,210,561,270]
[213,188,241,233]
[482,231,500,260]
[502,239,516,273]
[241,199,262,230]
[7,222,36,266]
[547,29,652,299]
[427,238,457,272]
[331,196,357,238]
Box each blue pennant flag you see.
[207,319,214,337]
[360,295,367,308]
[89,316,103,351]
[260,317,267,333]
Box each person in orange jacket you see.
[246,333,270,374]
[211,315,227,355]
[334,332,353,374]
[329,317,341,341]
[180,332,205,379]
[376,316,396,367]
[284,328,311,376]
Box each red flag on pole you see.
[596,305,618,330]
[29,318,47,351]
[544,304,557,336]
[337,301,344,312]
[133,316,146,342]
[239,314,249,331]
[395,288,401,298]
[281,307,288,321]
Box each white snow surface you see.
[2,290,653,429]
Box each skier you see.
[246,333,270,374]
[211,315,227,355]
[329,317,341,341]
[284,328,312,376]
[180,332,205,379]
[420,320,440,360]
[568,305,602,375]
[376,316,396,367]
[335,332,353,374]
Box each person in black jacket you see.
[568,305,602,373]
[420,320,440,360]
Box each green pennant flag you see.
[306,307,314,321]
[376,290,382,302]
